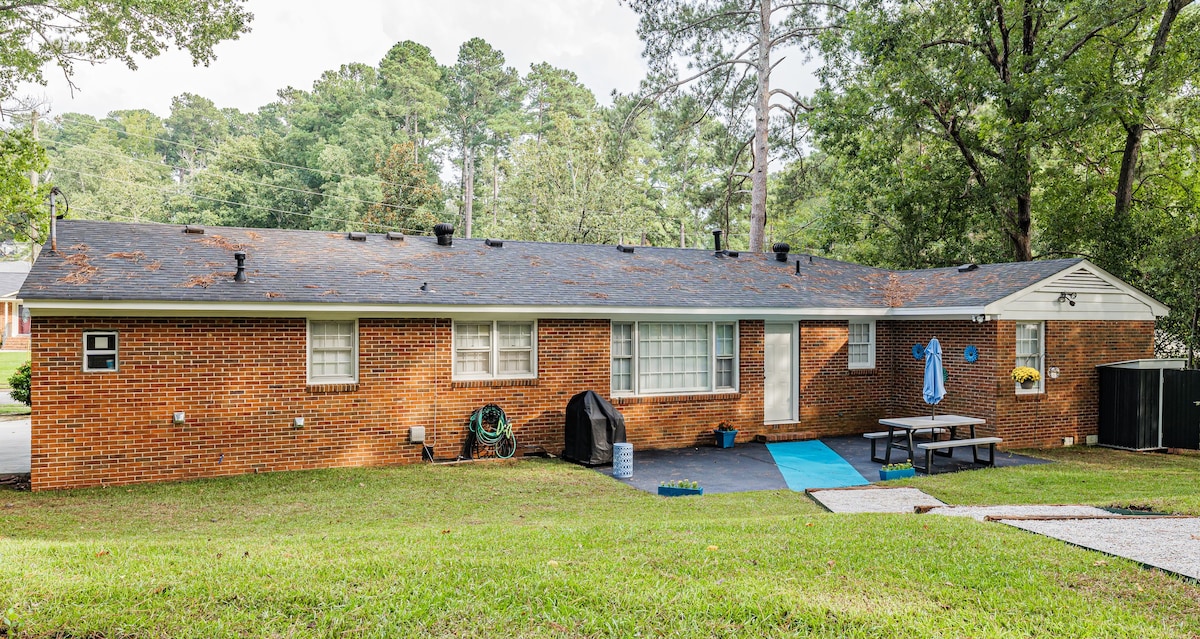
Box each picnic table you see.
[878,415,986,468]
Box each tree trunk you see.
[463,145,475,239]
[749,0,771,253]
[1113,0,1191,222]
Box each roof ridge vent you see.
[957,263,979,273]
[484,238,504,248]
[183,225,205,235]
[386,231,405,241]
[348,232,367,242]
[617,244,635,254]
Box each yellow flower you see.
[1011,367,1041,383]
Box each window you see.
[83,331,118,372]
[453,321,536,380]
[611,321,737,395]
[848,321,875,369]
[308,320,357,384]
[1015,322,1043,393]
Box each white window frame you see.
[452,320,538,381]
[1015,321,1044,394]
[307,319,359,384]
[610,320,739,396]
[82,331,119,372]
[847,320,876,370]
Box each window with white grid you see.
[611,321,737,395]
[611,322,634,392]
[308,320,357,383]
[1015,322,1043,392]
[848,321,875,369]
[453,321,536,380]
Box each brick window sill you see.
[1014,392,1044,402]
[848,368,877,376]
[307,383,359,394]
[614,392,740,406]
[452,378,539,389]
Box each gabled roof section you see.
[0,270,29,298]
[17,220,1162,319]
[985,260,1168,320]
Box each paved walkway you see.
[808,486,1200,582]
[0,416,30,474]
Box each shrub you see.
[8,361,30,406]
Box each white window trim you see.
[82,330,119,373]
[611,320,739,396]
[307,319,359,384]
[1015,321,1044,395]
[452,320,538,381]
[847,320,876,370]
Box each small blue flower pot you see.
[714,429,738,448]
[879,467,916,481]
[658,486,704,497]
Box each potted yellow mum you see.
[1011,366,1041,389]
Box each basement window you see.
[83,331,118,372]
[308,320,358,384]
[453,321,537,380]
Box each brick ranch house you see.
[20,220,1166,490]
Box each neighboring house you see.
[20,220,1167,490]
[0,262,31,350]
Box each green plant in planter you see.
[881,460,913,472]
[660,479,700,490]
[715,421,736,432]
[1011,367,1041,384]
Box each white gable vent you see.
[1056,268,1119,292]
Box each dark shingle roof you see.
[18,220,1083,311]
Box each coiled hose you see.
[468,404,516,458]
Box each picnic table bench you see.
[916,437,1002,474]
[863,427,948,463]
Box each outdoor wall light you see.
[971,314,988,323]
[1048,367,1061,379]
[293,417,305,429]
[172,411,185,425]
[1057,292,1077,306]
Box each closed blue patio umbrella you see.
[923,337,945,418]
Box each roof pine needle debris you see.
[58,253,99,284]
[105,251,147,263]
[198,235,246,251]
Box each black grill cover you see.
[562,390,627,466]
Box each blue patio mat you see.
[766,440,870,491]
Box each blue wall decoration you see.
[911,343,925,360]
[963,345,979,363]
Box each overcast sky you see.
[19,0,821,120]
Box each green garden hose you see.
[468,404,516,458]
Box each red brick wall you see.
[31,317,768,490]
[797,320,893,435]
[885,321,1000,433]
[992,320,1155,448]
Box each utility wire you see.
[49,139,426,214]
[57,115,417,192]
[51,167,431,235]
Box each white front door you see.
[764,323,796,423]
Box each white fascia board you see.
[983,259,1168,319]
[25,299,1000,321]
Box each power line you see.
[51,167,432,235]
[57,115,419,192]
[49,139,427,214]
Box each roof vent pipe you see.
[433,223,455,246]
[234,251,247,283]
[772,242,791,262]
[712,229,723,255]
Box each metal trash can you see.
[612,442,633,478]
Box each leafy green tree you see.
[625,0,839,252]
[0,127,47,241]
[378,41,445,147]
[444,38,523,239]
[364,141,443,234]
[0,0,252,109]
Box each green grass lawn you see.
[0,350,27,389]
[2,451,1199,638]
